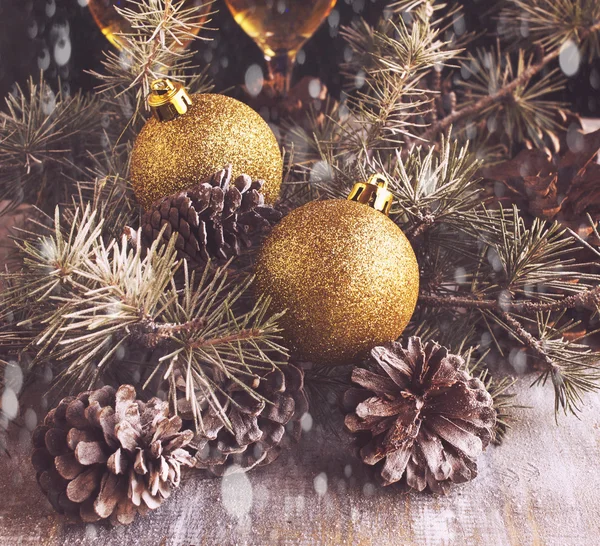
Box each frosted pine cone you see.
[176,365,308,476]
[31,385,195,525]
[344,337,496,494]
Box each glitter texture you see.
[255,199,420,365]
[130,93,282,209]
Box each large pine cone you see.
[31,385,195,525]
[343,337,496,494]
[140,165,282,264]
[176,364,308,476]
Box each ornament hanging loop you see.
[348,174,394,216]
[148,78,192,122]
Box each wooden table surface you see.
[0,380,599,546]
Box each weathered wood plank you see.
[0,380,599,546]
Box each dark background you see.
[0,0,598,115]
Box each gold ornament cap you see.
[148,78,192,122]
[348,174,394,216]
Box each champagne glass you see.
[88,0,210,50]
[224,0,338,95]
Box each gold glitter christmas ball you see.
[130,80,282,209]
[255,198,420,365]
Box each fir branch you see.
[336,11,461,156]
[1,206,288,431]
[497,311,600,415]
[489,209,600,297]
[457,45,566,149]
[90,0,214,121]
[423,47,561,140]
[420,286,600,314]
[0,76,101,173]
[425,15,600,141]
[0,75,102,209]
[501,0,600,61]
[387,135,485,234]
[341,2,461,80]
[129,317,208,348]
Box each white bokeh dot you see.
[85,524,98,540]
[300,412,313,432]
[38,48,51,71]
[559,40,581,77]
[509,348,528,374]
[5,363,23,394]
[245,64,264,98]
[24,408,38,431]
[1,389,18,420]
[363,482,376,496]
[28,21,38,39]
[54,37,72,67]
[310,160,333,184]
[354,69,366,89]
[46,0,56,18]
[328,9,340,29]
[308,79,322,99]
[314,472,328,497]
[221,465,253,520]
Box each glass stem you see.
[264,51,295,97]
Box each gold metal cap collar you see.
[347,174,394,216]
[148,78,192,122]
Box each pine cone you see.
[31,385,195,525]
[343,337,496,494]
[176,364,308,476]
[139,165,282,264]
[482,128,600,229]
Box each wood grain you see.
[0,380,599,546]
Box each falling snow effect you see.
[221,465,254,520]
[313,472,328,497]
[560,40,581,77]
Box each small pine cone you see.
[343,337,496,494]
[140,165,282,264]
[177,365,308,476]
[31,385,196,525]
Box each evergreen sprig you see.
[0,76,103,210]
[501,0,600,61]
[0,206,287,430]
[90,0,215,124]
[459,46,566,149]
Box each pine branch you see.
[129,317,208,348]
[501,0,600,61]
[497,310,555,368]
[424,18,600,141]
[90,0,214,122]
[423,48,559,140]
[0,75,103,210]
[0,205,288,431]
[420,286,600,313]
[334,11,461,157]
[496,311,600,415]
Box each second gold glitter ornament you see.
[130,79,283,209]
[255,175,420,365]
